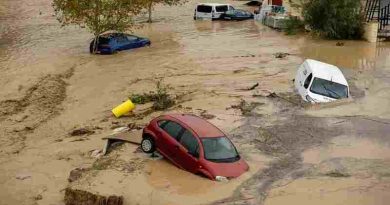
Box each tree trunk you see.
[147,2,153,23]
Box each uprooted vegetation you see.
[230,99,264,116]
[130,80,175,110]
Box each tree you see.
[145,0,186,23]
[302,0,364,39]
[53,0,147,53]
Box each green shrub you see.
[130,94,152,104]
[151,80,175,110]
[303,0,364,39]
[284,16,305,35]
[129,80,175,110]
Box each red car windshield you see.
[201,137,239,163]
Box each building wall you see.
[382,0,390,8]
[267,0,283,6]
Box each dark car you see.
[141,114,249,181]
[220,9,254,21]
[90,33,150,54]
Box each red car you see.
[141,113,249,180]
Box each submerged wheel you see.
[141,136,155,153]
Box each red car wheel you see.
[141,136,155,153]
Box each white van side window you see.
[303,73,313,89]
[216,5,228,12]
[197,5,212,13]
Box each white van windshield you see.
[310,77,348,99]
[197,5,212,13]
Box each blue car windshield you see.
[97,37,110,44]
[310,77,348,99]
[201,137,239,163]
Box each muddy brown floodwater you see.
[1,0,390,205]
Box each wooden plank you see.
[103,130,143,145]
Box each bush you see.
[284,16,305,35]
[151,80,175,110]
[303,0,364,39]
[129,80,175,110]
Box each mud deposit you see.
[213,97,390,204]
[1,0,390,205]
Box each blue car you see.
[220,9,254,21]
[90,33,151,54]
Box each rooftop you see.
[196,3,231,6]
[167,114,225,138]
[305,59,348,85]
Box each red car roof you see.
[166,114,225,138]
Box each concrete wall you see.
[364,22,379,42]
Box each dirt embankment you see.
[0,67,74,155]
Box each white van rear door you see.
[196,5,213,19]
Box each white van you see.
[194,3,235,20]
[294,59,350,103]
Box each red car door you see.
[175,128,201,173]
[157,120,185,167]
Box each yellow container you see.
[112,99,135,118]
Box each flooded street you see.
[1,0,390,205]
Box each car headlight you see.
[215,176,228,182]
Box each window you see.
[97,37,110,45]
[126,35,138,41]
[229,6,235,11]
[310,78,348,99]
[236,10,248,16]
[180,130,199,158]
[158,120,167,128]
[304,73,313,89]
[197,5,212,13]
[215,5,228,12]
[201,137,239,163]
[116,36,128,43]
[162,121,183,140]
[225,10,234,15]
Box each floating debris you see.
[274,52,290,59]
[69,128,95,136]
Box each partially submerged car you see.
[220,9,254,21]
[295,59,349,103]
[141,114,249,180]
[90,32,150,54]
[194,3,235,20]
